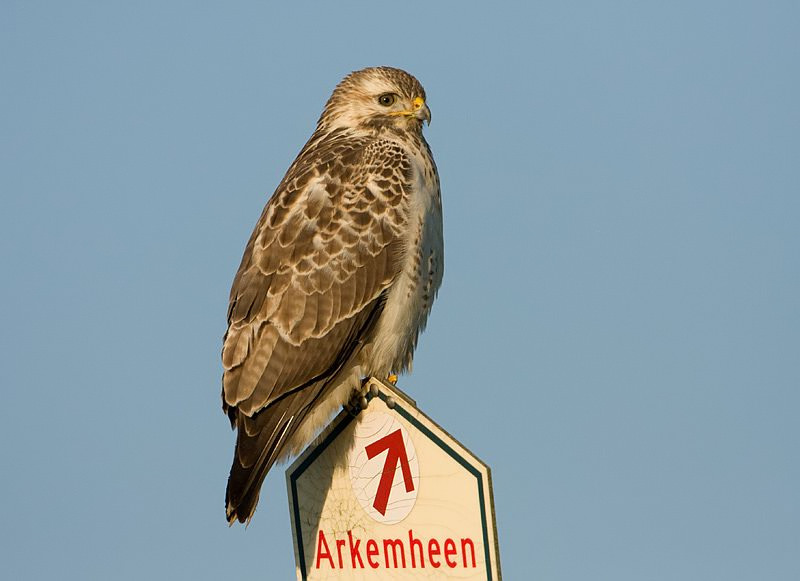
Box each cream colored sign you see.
[286,378,502,580]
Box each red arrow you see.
[364,429,415,516]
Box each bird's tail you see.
[225,384,326,525]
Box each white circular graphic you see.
[349,412,420,524]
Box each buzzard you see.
[221,67,443,524]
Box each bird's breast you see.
[362,150,443,376]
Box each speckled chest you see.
[365,136,444,374]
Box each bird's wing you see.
[222,135,411,419]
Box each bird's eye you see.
[377,93,396,107]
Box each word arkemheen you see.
[315,529,478,570]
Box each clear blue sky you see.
[2,1,798,579]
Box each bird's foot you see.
[344,380,379,417]
[387,373,398,385]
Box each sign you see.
[286,378,502,580]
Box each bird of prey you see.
[221,67,443,524]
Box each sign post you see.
[286,377,502,580]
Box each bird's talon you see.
[387,374,398,385]
[345,390,363,416]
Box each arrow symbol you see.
[364,429,415,516]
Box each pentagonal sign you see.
[286,378,502,580]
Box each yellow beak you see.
[413,96,431,125]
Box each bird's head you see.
[318,66,431,133]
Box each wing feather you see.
[222,136,410,418]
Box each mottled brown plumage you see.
[222,67,443,524]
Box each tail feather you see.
[225,383,325,524]
[223,293,390,524]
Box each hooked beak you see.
[412,96,431,125]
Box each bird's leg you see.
[387,373,398,385]
[344,378,379,417]
[343,390,367,417]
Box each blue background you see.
[2,1,798,579]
